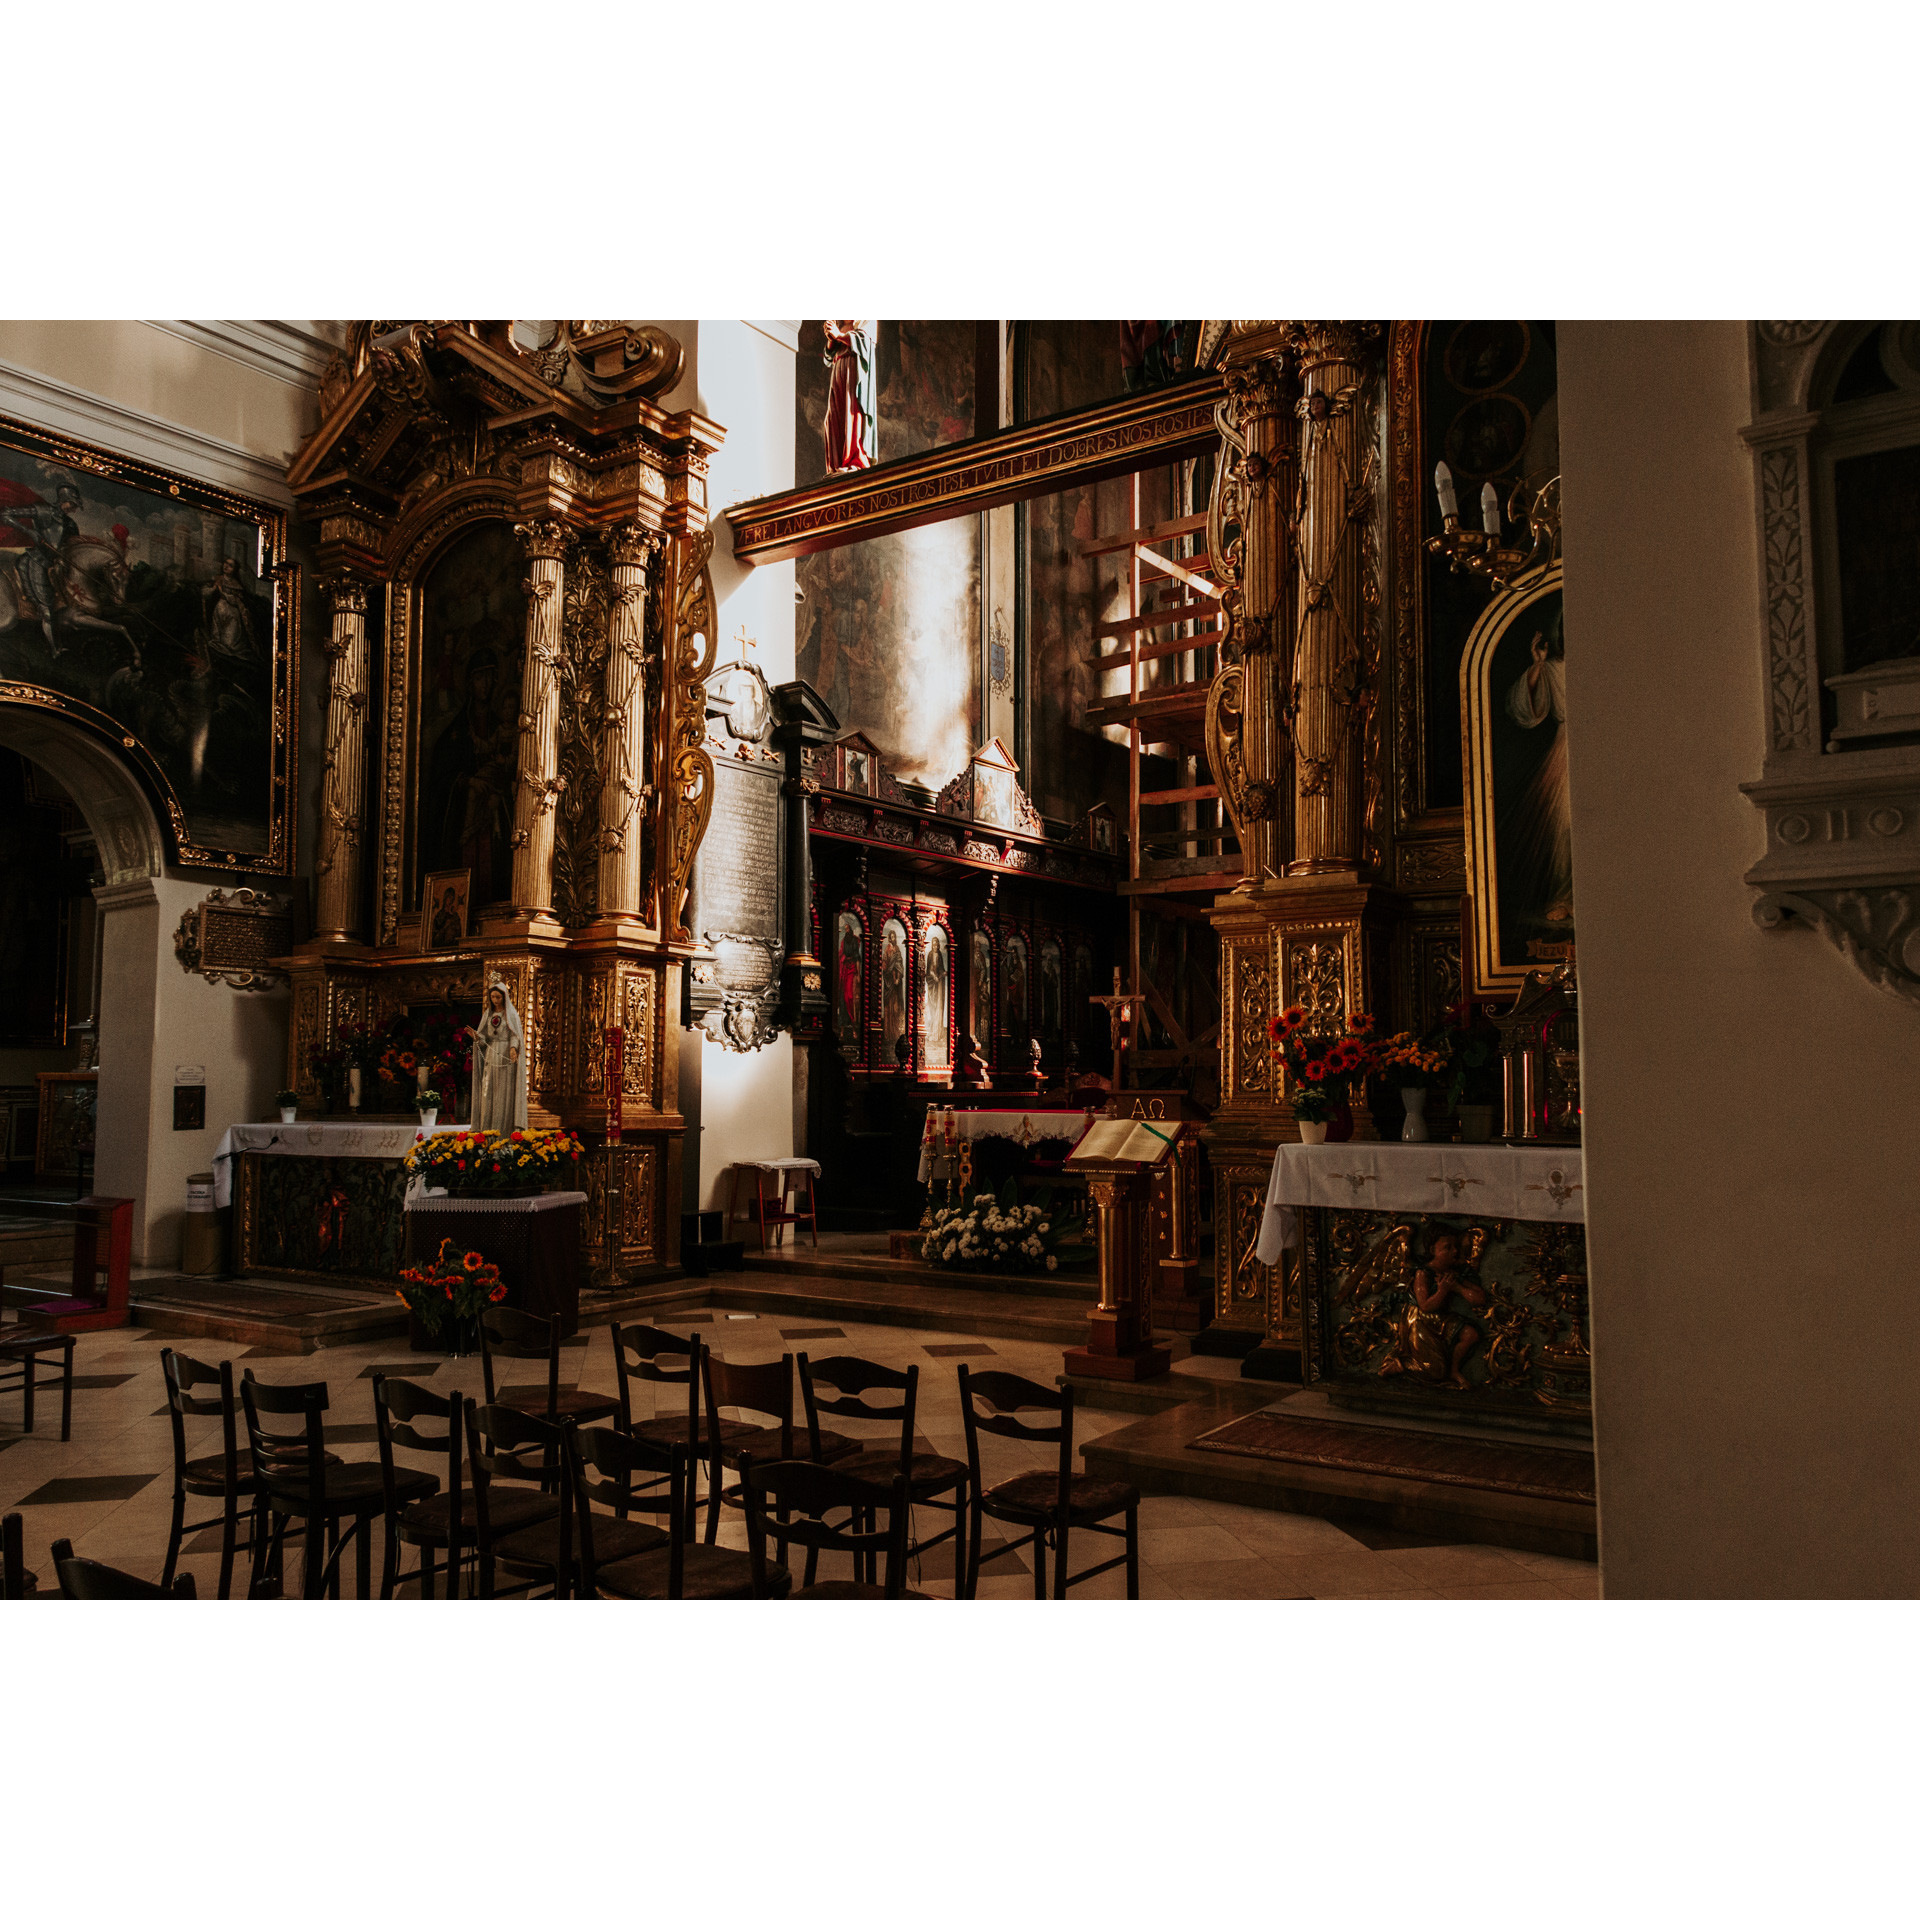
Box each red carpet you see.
[1189,1410,1596,1505]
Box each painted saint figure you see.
[923,925,950,1072]
[468,974,527,1135]
[1003,934,1029,1058]
[880,921,907,1063]
[822,321,877,474]
[1504,607,1571,924]
[834,912,864,1048]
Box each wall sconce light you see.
[1426,464,1561,589]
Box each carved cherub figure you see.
[1379,1228,1490,1389]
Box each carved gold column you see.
[1285,321,1382,874]
[1206,335,1297,892]
[596,527,663,920]
[313,572,370,942]
[510,519,572,920]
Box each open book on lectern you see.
[1066,1117,1180,1167]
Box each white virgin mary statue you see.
[470,974,528,1134]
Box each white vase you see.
[417,1108,438,1134]
[278,1106,297,1123]
[1298,1120,1330,1146]
[348,1065,362,1111]
[1401,1086,1430,1142]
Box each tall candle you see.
[1434,461,1458,522]
[1480,481,1501,536]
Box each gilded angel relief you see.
[1336,1221,1498,1390]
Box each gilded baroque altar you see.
[280,322,723,1284]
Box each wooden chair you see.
[160,1349,281,1600]
[372,1377,523,1600]
[957,1365,1140,1599]
[610,1323,760,1533]
[480,1305,621,1437]
[2,1510,35,1599]
[460,1401,572,1599]
[741,1457,929,1599]
[241,1373,436,1599]
[798,1353,970,1597]
[52,1537,195,1599]
[0,1325,75,1441]
[567,1423,785,1600]
[699,1349,859,1545]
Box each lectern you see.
[1062,1116,1178,1382]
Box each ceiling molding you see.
[0,357,294,504]
[143,320,344,388]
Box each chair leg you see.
[954,1484,968,1600]
[21,1353,32,1434]
[161,1486,186,1591]
[60,1347,72,1442]
[1053,1523,1069,1600]
[379,1519,398,1600]
[1126,1504,1139,1600]
[1032,1527,1047,1599]
[421,1540,437,1601]
[355,1518,371,1600]
[966,1500,983,1599]
[218,1491,240,1602]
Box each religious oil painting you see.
[421,869,471,952]
[1463,563,1572,993]
[1039,938,1063,1042]
[1003,932,1030,1057]
[970,926,992,1051]
[844,748,872,796]
[880,916,908,1064]
[415,521,524,909]
[0,416,294,870]
[833,909,865,1050]
[922,923,951,1072]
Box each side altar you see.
[1256,1140,1590,1435]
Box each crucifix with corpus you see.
[1090,967,1147,1087]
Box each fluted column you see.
[314,572,370,942]
[509,519,572,917]
[1285,321,1381,874]
[1220,350,1297,890]
[596,527,664,919]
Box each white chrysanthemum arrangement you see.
[921,1187,1074,1273]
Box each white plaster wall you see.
[94,877,287,1262]
[1560,320,1920,1598]
[662,321,802,1209]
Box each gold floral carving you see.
[1232,942,1274,1097]
[622,970,656,1110]
[551,545,610,928]
[1286,938,1346,1033]
[663,531,717,937]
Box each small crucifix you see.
[1090,966,1147,1088]
[729,624,758,670]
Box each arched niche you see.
[0,704,167,884]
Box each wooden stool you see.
[725,1159,821,1251]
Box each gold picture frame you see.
[1462,561,1571,996]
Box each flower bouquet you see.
[1267,1007,1381,1135]
[396,1237,506,1353]
[920,1178,1094,1273]
[405,1126,585,1198]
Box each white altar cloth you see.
[406,1190,588,1214]
[1253,1140,1586,1264]
[211,1119,423,1208]
[916,1107,1095,1181]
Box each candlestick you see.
[1480,481,1500,536]
[1434,460,1458,522]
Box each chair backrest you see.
[567,1423,687,1599]
[160,1348,241,1495]
[480,1305,561,1419]
[372,1374,459,1521]
[240,1373,332,1507]
[465,1399,569,1576]
[741,1458,911,1597]
[2,1509,31,1599]
[611,1322,703,1442]
[957,1365,1074,1503]
[52,1537,195,1599]
[798,1353,917,1475]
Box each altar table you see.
[915,1107,1094,1183]
[1254,1140,1586,1262]
[212,1119,423,1209]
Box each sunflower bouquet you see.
[1266,1007,1381,1124]
[395,1237,506,1340]
[405,1126,585,1197]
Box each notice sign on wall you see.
[173,1065,206,1132]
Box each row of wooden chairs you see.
[4,1303,1142,1600]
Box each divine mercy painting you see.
[416,522,525,908]
[0,418,290,867]
[1464,567,1574,992]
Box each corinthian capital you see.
[317,570,370,619]
[1281,322,1384,379]
[605,525,666,569]
[513,518,575,562]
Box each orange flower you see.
[463,1251,483,1272]
[1280,1007,1307,1031]
[399,1051,417,1070]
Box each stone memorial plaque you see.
[201,902,292,971]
